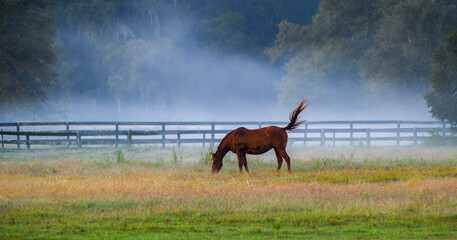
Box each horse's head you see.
[211,153,223,174]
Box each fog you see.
[52,53,433,122]
[51,50,432,122]
[57,53,284,121]
[2,0,443,123]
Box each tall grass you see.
[200,145,214,165]
[1,147,457,239]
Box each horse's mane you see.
[214,130,234,158]
[284,99,308,131]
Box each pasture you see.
[1,147,457,239]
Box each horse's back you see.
[231,126,287,154]
[264,126,288,148]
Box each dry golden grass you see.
[1,147,457,239]
[1,166,457,210]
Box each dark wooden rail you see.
[0,120,450,150]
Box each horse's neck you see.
[214,141,230,159]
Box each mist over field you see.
[56,52,284,121]
[1,0,456,122]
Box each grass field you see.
[1,147,457,239]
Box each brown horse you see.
[211,99,308,174]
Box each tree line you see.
[267,0,457,121]
[0,0,456,124]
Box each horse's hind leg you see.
[274,148,283,172]
[278,148,291,173]
[236,152,249,173]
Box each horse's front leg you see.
[236,152,249,173]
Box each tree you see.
[359,0,457,103]
[424,30,457,127]
[267,0,391,115]
[267,0,457,118]
[54,0,181,117]
[0,0,57,120]
[193,0,319,58]
[48,0,321,119]
[198,11,253,55]
[264,20,307,65]
[103,38,178,115]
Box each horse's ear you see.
[211,153,215,157]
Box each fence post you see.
[321,128,325,147]
[76,132,82,149]
[66,122,70,149]
[127,130,132,146]
[16,122,20,149]
[396,121,401,147]
[161,123,165,149]
[442,121,446,137]
[26,135,30,150]
[414,127,418,146]
[366,128,371,147]
[1,129,4,150]
[211,122,215,147]
[304,123,308,145]
[127,130,132,147]
[350,122,353,146]
[203,133,206,147]
[115,122,119,149]
[333,131,336,147]
[258,122,262,129]
[177,133,181,148]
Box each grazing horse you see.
[211,99,308,174]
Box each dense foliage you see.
[0,0,57,119]
[50,0,319,120]
[267,0,457,116]
[1,0,456,121]
[424,31,457,127]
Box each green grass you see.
[1,147,457,239]
[1,198,456,239]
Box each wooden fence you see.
[0,120,451,151]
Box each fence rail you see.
[0,120,451,150]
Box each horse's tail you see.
[283,99,308,131]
